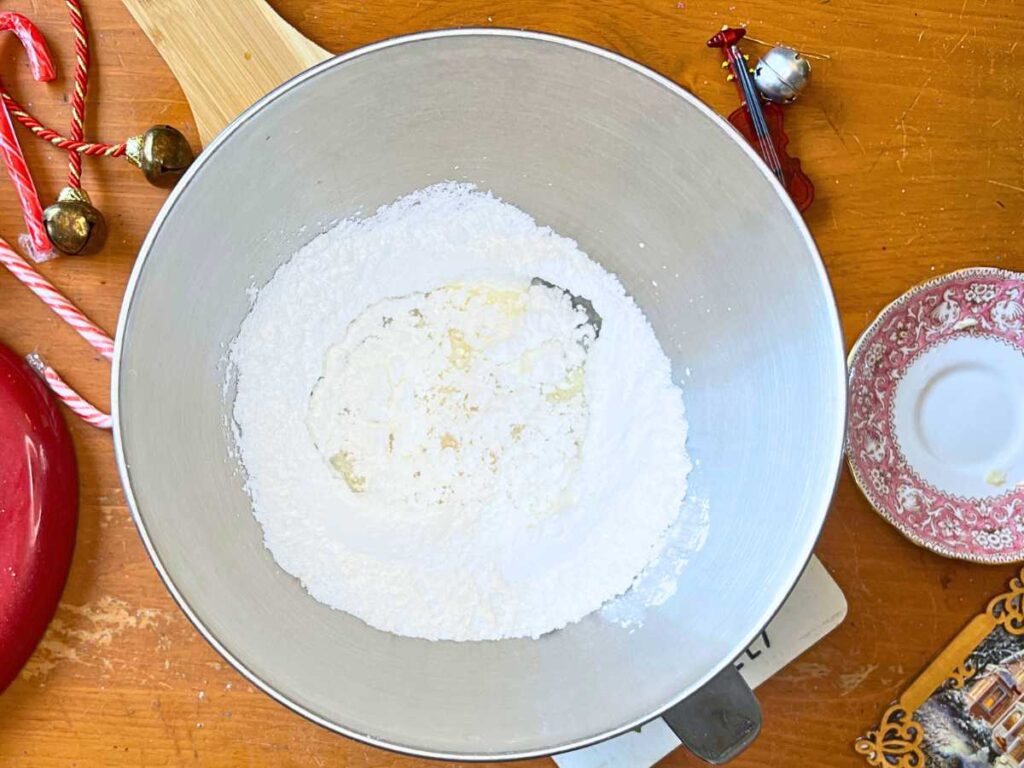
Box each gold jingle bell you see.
[126,125,194,186]
[43,187,107,256]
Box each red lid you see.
[0,343,77,692]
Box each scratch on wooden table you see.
[821,106,849,150]
[868,144,892,174]
[890,76,933,172]
[898,78,932,125]
[988,179,1024,194]
[776,662,832,683]
[98,505,117,529]
[20,596,176,680]
[839,663,880,696]
[839,508,868,596]
[153,696,189,764]
[943,30,972,60]
[21,637,84,680]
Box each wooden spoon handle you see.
[121,0,331,145]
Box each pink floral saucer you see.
[847,267,1024,562]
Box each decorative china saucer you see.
[847,268,1024,562]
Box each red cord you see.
[0,94,126,157]
[0,9,114,426]
[0,0,127,171]
[66,0,90,187]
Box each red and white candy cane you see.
[0,12,54,259]
[2,3,107,194]
[0,12,111,428]
[0,240,114,360]
[26,353,112,429]
[0,0,188,186]
[0,238,113,428]
[0,13,53,81]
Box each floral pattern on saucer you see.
[847,268,1024,562]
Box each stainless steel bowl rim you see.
[112,27,847,761]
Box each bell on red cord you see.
[125,124,194,186]
[42,186,106,256]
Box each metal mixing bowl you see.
[114,30,846,761]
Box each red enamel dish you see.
[0,342,77,692]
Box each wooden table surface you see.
[1,0,1022,765]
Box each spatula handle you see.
[121,0,331,145]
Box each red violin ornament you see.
[708,27,814,212]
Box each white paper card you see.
[554,556,847,768]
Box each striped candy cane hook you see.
[0,240,114,360]
[1,237,114,430]
[25,354,111,430]
[2,238,113,429]
[0,13,55,81]
[0,12,56,260]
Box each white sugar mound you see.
[230,183,692,641]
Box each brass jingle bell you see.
[126,125,194,186]
[43,187,107,256]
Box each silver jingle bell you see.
[754,46,811,104]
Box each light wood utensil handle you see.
[121,0,331,146]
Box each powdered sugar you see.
[600,495,710,631]
[230,183,692,641]
[307,281,595,522]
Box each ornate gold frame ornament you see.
[855,568,1024,766]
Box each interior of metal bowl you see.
[113,30,846,760]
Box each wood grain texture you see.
[121,0,330,144]
[0,0,1021,765]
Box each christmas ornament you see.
[0,341,79,693]
[0,7,112,424]
[0,2,152,426]
[125,125,194,185]
[0,96,197,187]
[708,26,814,211]
[0,12,55,260]
[0,0,195,257]
[754,46,812,104]
[43,186,106,256]
[0,239,113,428]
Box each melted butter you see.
[478,286,526,317]
[546,366,585,403]
[443,283,526,317]
[330,450,366,493]
[321,280,590,503]
[447,328,473,370]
